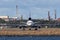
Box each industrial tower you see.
[16,5,19,18]
[48,11,50,21]
[54,9,56,20]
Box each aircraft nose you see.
[26,20,34,26]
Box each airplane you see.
[19,13,41,29]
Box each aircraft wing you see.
[34,22,40,24]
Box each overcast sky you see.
[0,0,60,19]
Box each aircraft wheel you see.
[35,28,37,30]
[38,27,40,28]
[23,28,25,30]
[29,28,31,30]
[19,27,22,29]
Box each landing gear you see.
[38,27,40,28]
[29,28,31,30]
[23,28,25,30]
[29,27,31,30]
[35,28,37,30]
[19,27,22,29]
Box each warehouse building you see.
[0,16,9,21]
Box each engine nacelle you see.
[26,20,34,26]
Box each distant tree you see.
[0,18,6,23]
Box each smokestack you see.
[54,9,56,20]
[16,5,18,18]
[48,11,50,21]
